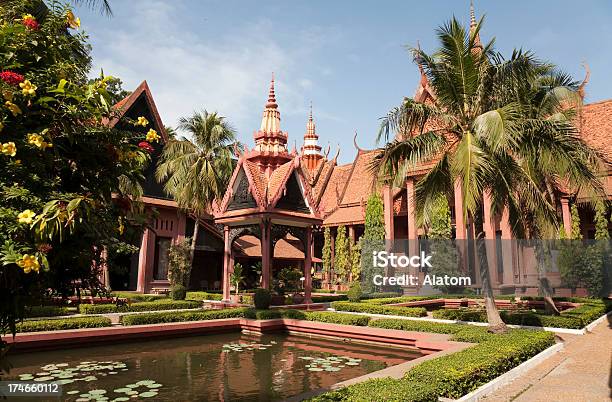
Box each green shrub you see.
[310,294,348,303]
[361,292,404,301]
[171,285,187,300]
[431,299,610,329]
[111,292,167,302]
[304,311,370,326]
[24,306,71,318]
[121,308,248,325]
[253,288,272,310]
[16,317,112,333]
[79,300,200,314]
[331,301,427,317]
[347,282,362,302]
[186,291,223,301]
[404,330,554,399]
[308,378,438,402]
[362,295,433,305]
[313,319,555,401]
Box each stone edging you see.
[327,309,610,335]
[438,341,564,402]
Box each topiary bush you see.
[16,317,112,333]
[171,284,187,300]
[253,288,271,310]
[347,282,362,302]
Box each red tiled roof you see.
[339,150,377,205]
[242,159,267,206]
[318,163,352,214]
[323,205,365,226]
[267,160,294,204]
[234,234,321,262]
[579,99,612,165]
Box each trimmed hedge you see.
[311,319,555,401]
[16,317,112,333]
[311,294,348,303]
[185,291,224,301]
[331,301,427,317]
[111,292,167,302]
[24,306,71,318]
[431,299,611,329]
[79,300,200,314]
[121,307,249,325]
[302,311,371,326]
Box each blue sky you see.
[77,0,612,164]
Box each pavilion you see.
[214,77,323,301]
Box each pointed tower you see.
[470,0,483,54]
[249,74,292,176]
[302,103,322,170]
[413,41,436,104]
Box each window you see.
[154,237,172,280]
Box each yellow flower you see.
[5,101,22,116]
[66,10,80,29]
[19,79,37,97]
[27,133,52,150]
[17,209,36,224]
[136,116,149,127]
[1,142,16,157]
[146,128,160,143]
[17,254,40,274]
[14,159,21,165]
[118,217,125,235]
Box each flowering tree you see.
[0,2,150,336]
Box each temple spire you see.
[302,102,322,169]
[470,0,483,53]
[259,73,282,134]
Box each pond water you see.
[5,332,422,401]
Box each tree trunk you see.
[187,219,200,289]
[476,231,508,333]
[534,241,560,315]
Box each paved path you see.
[484,315,612,402]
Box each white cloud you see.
[88,0,335,143]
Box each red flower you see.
[138,141,154,153]
[0,71,25,86]
[22,16,40,30]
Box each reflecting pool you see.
[6,332,423,401]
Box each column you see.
[176,212,187,243]
[260,220,271,290]
[304,227,313,303]
[500,206,515,285]
[137,227,154,293]
[406,178,418,247]
[101,247,110,290]
[222,226,231,301]
[382,185,394,240]
[561,198,571,237]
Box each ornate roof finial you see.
[470,0,476,28]
[578,62,591,100]
[266,72,277,109]
[469,0,483,54]
[302,102,322,168]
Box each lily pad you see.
[34,376,55,381]
[345,362,359,366]
[146,383,162,388]
[112,398,130,402]
[90,389,107,395]
[139,391,158,398]
[67,390,80,395]
[308,367,323,371]
[113,388,132,393]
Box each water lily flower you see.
[136,116,149,127]
[1,142,16,156]
[0,71,25,86]
[17,254,40,273]
[19,79,37,97]
[5,101,22,116]
[66,10,80,29]
[21,14,40,30]
[17,209,36,224]
[146,128,160,143]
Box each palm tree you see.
[373,17,604,332]
[156,111,239,270]
[70,0,113,16]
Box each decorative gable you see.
[227,168,257,211]
[275,171,311,214]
